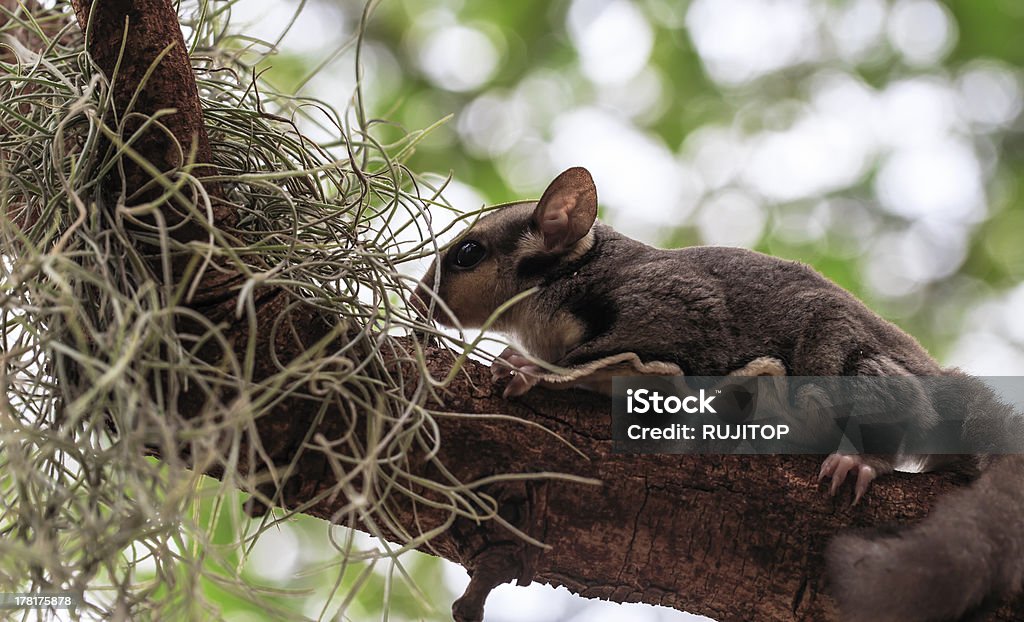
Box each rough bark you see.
[61,2,1024,621]
[359,347,1024,622]
[69,0,207,186]
[70,0,235,247]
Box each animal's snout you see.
[410,282,432,320]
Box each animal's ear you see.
[532,167,598,253]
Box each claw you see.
[819,454,880,504]
[818,454,840,481]
[502,365,544,398]
[853,465,877,505]
[491,365,515,382]
[491,350,521,381]
[830,457,856,496]
[491,347,547,398]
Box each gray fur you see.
[414,168,1024,621]
[528,222,939,376]
[828,453,1024,622]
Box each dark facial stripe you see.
[569,292,617,341]
[516,253,562,279]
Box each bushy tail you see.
[827,453,1024,622]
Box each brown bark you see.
[69,0,208,186]
[347,347,1024,622]
[62,2,1024,621]
[70,0,235,245]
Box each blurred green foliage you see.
[129,479,455,621]
[255,0,1024,365]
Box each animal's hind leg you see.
[814,355,935,503]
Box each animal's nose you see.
[410,282,432,320]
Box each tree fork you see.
[63,2,1024,620]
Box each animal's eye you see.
[453,240,487,269]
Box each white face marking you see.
[421,200,597,362]
[504,304,586,364]
[518,228,595,264]
[517,229,547,257]
[499,227,595,363]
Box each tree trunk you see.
[56,2,1024,621]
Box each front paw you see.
[490,346,520,381]
[490,347,544,398]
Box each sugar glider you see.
[414,167,1024,622]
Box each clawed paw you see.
[490,346,544,398]
[818,454,878,505]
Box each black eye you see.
[452,240,487,269]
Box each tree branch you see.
[70,0,235,246]
[355,345,1023,622]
